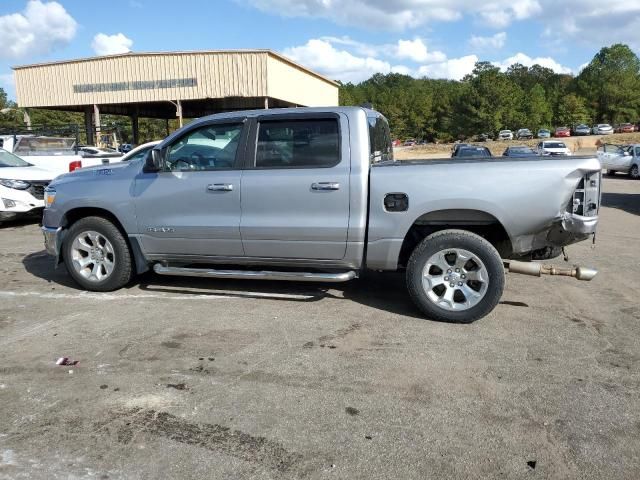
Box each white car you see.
[537,141,572,156]
[498,130,513,141]
[598,144,640,178]
[0,149,53,222]
[592,124,614,135]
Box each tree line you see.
[1,44,639,144]
[339,44,640,142]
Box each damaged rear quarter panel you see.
[367,156,601,267]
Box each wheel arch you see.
[60,207,148,274]
[397,209,513,268]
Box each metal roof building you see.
[13,50,339,144]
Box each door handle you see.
[207,183,233,192]
[311,182,340,191]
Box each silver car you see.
[592,124,614,135]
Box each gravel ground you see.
[0,176,638,479]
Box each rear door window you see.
[255,119,340,169]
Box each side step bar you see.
[153,264,358,283]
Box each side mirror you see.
[143,149,163,172]
[623,151,630,156]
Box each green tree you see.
[576,44,640,123]
[556,94,589,126]
[526,84,552,130]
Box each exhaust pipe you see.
[506,260,597,281]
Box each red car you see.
[554,127,571,137]
[615,123,635,133]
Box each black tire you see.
[606,170,616,177]
[63,216,133,291]
[406,230,505,323]
[630,164,639,179]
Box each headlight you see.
[0,178,30,190]
[44,186,56,208]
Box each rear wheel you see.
[406,230,505,323]
[63,216,133,291]
[606,170,616,176]
[630,164,639,179]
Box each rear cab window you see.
[368,114,394,164]
[255,118,340,169]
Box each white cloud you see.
[0,0,77,59]
[417,55,479,80]
[395,38,446,63]
[282,36,572,83]
[247,0,640,50]
[493,52,573,74]
[469,32,507,50]
[283,39,393,83]
[91,33,134,56]
[246,0,543,30]
[542,2,640,50]
[479,0,542,28]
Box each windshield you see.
[539,129,550,133]
[0,149,32,167]
[124,145,153,162]
[499,130,511,134]
[13,136,76,156]
[510,147,535,154]
[458,147,490,157]
[544,142,566,149]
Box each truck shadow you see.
[137,271,427,319]
[22,251,424,318]
[601,192,640,216]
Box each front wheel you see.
[630,164,639,179]
[63,216,133,291]
[406,230,505,323]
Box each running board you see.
[153,264,358,283]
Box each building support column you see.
[131,110,139,145]
[93,104,101,146]
[23,109,31,130]
[168,100,183,128]
[84,106,94,146]
[264,97,269,109]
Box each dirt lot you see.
[0,176,639,479]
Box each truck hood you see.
[53,160,133,182]
[0,165,54,181]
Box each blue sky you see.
[1,0,638,99]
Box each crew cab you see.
[598,144,640,178]
[41,107,601,323]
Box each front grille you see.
[27,181,49,200]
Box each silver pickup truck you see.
[42,107,601,323]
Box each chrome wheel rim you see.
[631,166,639,178]
[70,230,115,282]
[421,248,489,311]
